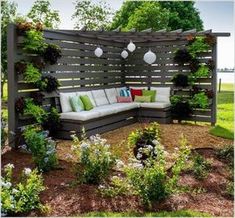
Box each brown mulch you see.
[1,123,234,217]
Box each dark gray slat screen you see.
[8,24,225,143]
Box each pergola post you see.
[7,24,18,147]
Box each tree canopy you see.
[72,0,113,30]
[110,1,203,31]
[28,0,60,28]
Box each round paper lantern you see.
[121,50,128,59]
[127,40,136,52]
[143,49,156,64]
[94,47,103,57]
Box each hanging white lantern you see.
[143,49,156,64]
[121,50,128,59]
[94,47,103,57]
[127,40,136,52]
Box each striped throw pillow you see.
[120,89,131,97]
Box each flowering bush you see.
[125,135,191,207]
[71,134,116,184]
[128,122,160,163]
[1,164,46,215]
[23,126,58,172]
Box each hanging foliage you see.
[190,92,209,109]
[172,73,189,87]
[189,58,200,72]
[204,34,216,46]
[30,92,45,105]
[41,44,62,64]
[15,61,27,74]
[173,49,193,66]
[23,63,42,83]
[36,75,60,93]
[15,97,26,114]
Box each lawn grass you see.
[209,83,234,140]
[79,210,211,217]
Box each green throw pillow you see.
[69,96,84,112]
[134,95,151,103]
[142,90,156,102]
[80,95,94,111]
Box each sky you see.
[12,0,235,69]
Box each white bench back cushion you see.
[150,87,171,103]
[91,89,109,106]
[105,88,118,104]
[77,91,96,107]
[60,92,76,113]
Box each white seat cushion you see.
[91,89,109,106]
[115,87,127,96]
[59,92,76,113]
[139,102,171,109]
[150,87,171,103]
[105,88,118,104]
[60,111,100,121]
[77,91,96,107]
[114,103,140,113]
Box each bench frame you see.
[55,107,171,139]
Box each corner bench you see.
[55,102,171,140]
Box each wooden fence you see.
[7,24,229,143]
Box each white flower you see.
[12,188,19,194]
[136,152,143,160]
[116,160,124,169]
[5,163,14,169]
[19,144,27,150]
[80,142,89,150]
[112,176,119,180]
[98,184,105,189]
[23,168,32,175]
[132,163,143,169]
[152,139,160,146]
[44,157,49,163]
[146,145,153,151]
[2,181,12,188]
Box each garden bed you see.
[1,123,233,217]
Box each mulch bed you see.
[1,123,234,217]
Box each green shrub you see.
[23,63,41,83]
[71,134,116,185]
[190,92,209,109]
[194,65,210,78]
[23,126,58,172]
[125,135,191,207]
[217,144,234,168]
[226,181,234,197]
[23,29,46,53]
[1,164,46,215]
[191,153,211,180]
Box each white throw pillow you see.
[77,91,96,107]
[150,87,171,103]
[91,89,109,106]
[105,88,118,104]
[115,87,127,96]
[59,92,76,113]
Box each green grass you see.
[209,83,234,140]
[79,210,211,217]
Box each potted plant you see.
[31,56,46,70]
[170,95,193,119]
[23,63,41,83]
[187,36,210,58]
[15,97,25,114]
[41,44,62,65]
[15,61,27,74]
[128,123,160,163]
[172,73,189,87]
[36,75,60,92]
[189,58,200,72]
[190,92,209,109]
[174,48,193,66]
[41,107,61,136]
[30,92,45,105]
[204,34,216,46]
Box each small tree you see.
[1,1,18,98]
[28,0,60,28]
[72,0,113,30]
